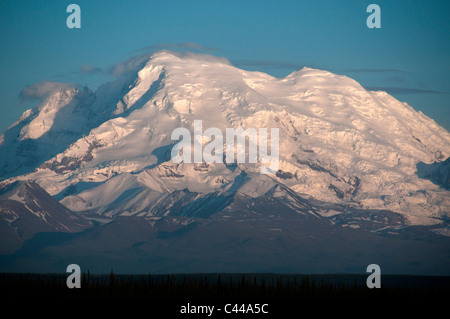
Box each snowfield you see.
[1,51,449,226]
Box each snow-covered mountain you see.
[1,51,450,273]
[2,51,448,225]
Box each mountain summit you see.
[1,51,449,273]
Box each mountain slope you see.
[1,51,450,273]
[2,193,449,274]
[0,181,92,254]
[2,51,447,226]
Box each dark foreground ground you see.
[1,272,448,317]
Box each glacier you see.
[1,51,448,225]
[1,51,450,274]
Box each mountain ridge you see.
[1,51,449,273]
[1,51,447,224]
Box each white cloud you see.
[20,81,77,101]
[107,54,150,77]
[78,64,101,74]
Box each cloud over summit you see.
[19,81,77,102]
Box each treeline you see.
[0,272,446,301]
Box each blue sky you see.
[0,0,449,133]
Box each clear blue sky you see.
[0,0,449,133]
